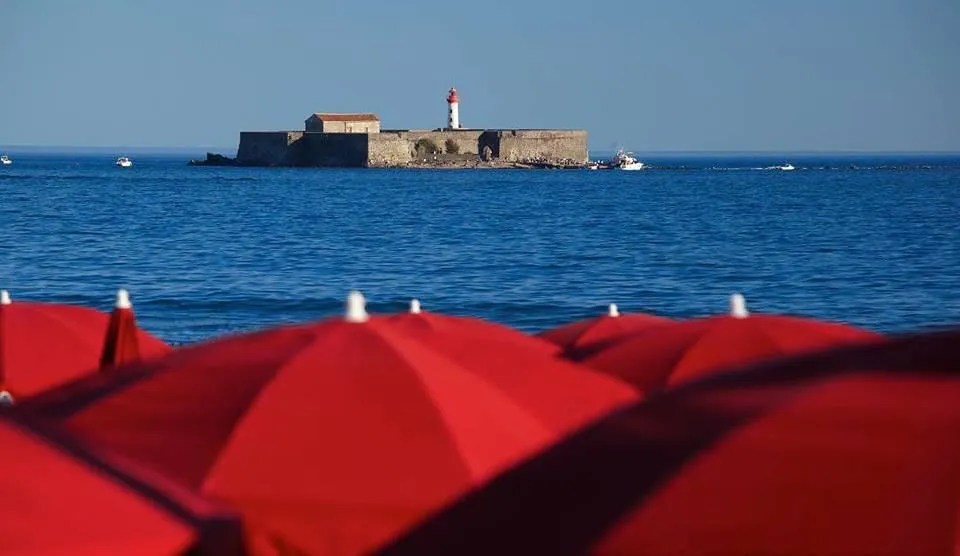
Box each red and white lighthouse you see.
[446,87,461,129]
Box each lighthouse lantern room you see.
[446,87,461,130]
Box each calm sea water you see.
[1,151,958,345]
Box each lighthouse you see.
[446,87,461,129]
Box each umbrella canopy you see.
[384,298,561,357]
[375,328,960,556]
[23,291,639,555]
[537,303,671,355]
[578,293,880,393]
[0,289,171,401]
[376,299,620,426]
[100,289,149,370]
[0,411,243,556]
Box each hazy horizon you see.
[4,145,959,157]
[2,0,957,152]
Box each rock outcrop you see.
[188,153,239,166]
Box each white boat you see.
[611,149,645,170]
[0,155,11,166]
[115,156,133,168]
[776,163,795,171]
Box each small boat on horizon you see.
[611,149,645,171]
[115,156,133,168]
[778,163,795,171]
[0,154,11,166]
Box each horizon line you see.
[1,145,234,151]
[3,145,960,156]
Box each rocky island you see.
[191,88,589,169]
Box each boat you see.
[611,149,645,170]
[0,155,11,166]
[115,156,133,168]
[778,163,795,171]
[587,162,600,170]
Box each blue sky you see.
[1,0,957,152]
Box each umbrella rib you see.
[665,321,787,389]
[5,411,237,528]
[30,305,107,351]
[197,330,332,492]
[18,326,303,418]
[374,390,797,555]
[665,330,955,399]
[567,322,595,351]
[646,329,720,392]
[17,346,183,416]
[372,325,555,481]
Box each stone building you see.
[304,113,381,134]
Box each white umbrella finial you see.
[730,292,749,318]
[115,288,132,309]
[344,290,369,323]
[0,290,10,305]
[409,299,422,314]
[607,303,620,317]
[0,391,13,406]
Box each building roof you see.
[306,113,380,122]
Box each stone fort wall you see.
[368,130,484,167]
[487,130,588,163]
[236,131,303,166]
[235,129,588,167]
[299,133,369,167]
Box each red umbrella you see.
[579,293,880,393]
[376,299,635,428]
[0,289,170,401]
[23,291,639,556]
[100,289,150,370]
[537,303,671,355]
[388,298,561,356]
[375,328,960,556]
[0,411,243,556]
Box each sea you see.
[1,150,958,345]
